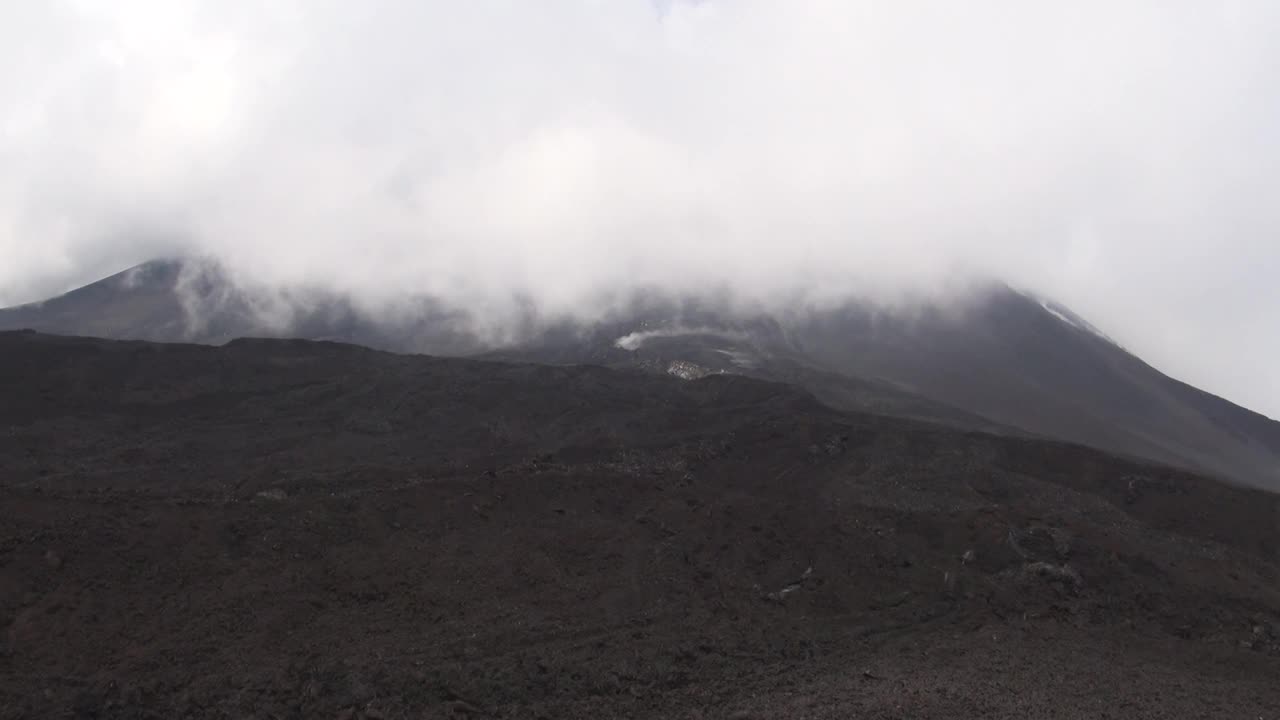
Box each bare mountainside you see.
[3,259,1279,490]
[2,331,1280,718]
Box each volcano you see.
[4,258,1277,490]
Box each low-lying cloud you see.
[1,1,1278,413]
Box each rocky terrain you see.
[2,330,1280,718]
[6,259,1279,492]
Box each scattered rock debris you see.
[759,566,814,603]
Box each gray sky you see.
[1,1,1278,416]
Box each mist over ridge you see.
[2,1,1279,414]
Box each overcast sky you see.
[1,1,1278,416]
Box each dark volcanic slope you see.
[784,289,1280,490]
[487,288,1280,491]
[2,331,1280,718]
[0,260,254,343]
[0,259,482,354]
[6,259,1279,491]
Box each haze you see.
[1,1,1278,416]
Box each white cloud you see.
[1,1,1278,413]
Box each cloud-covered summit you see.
[2,1,1278,413]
